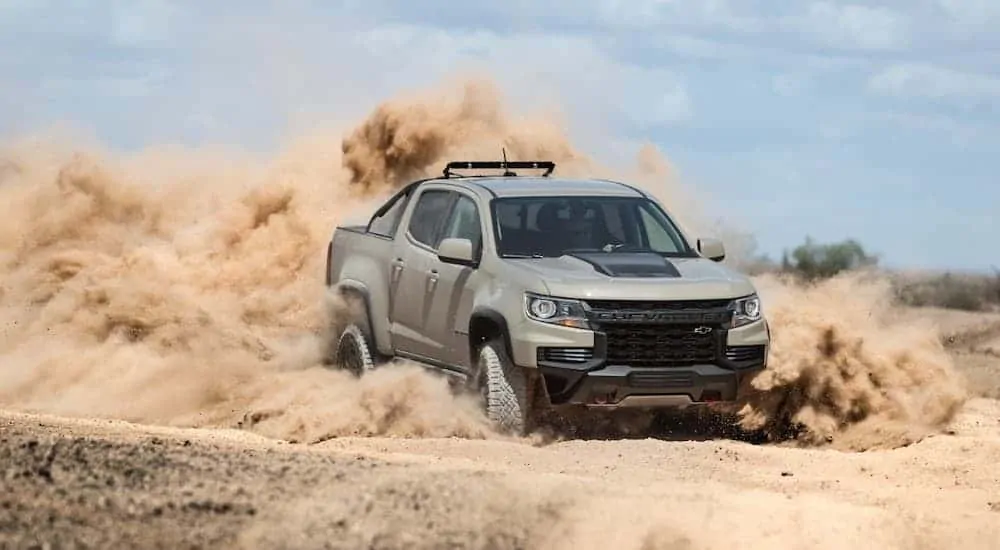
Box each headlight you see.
[524,292,590,330]
[730,294,762,328]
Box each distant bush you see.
[779,237,879,281]
[892,268,1000,312]
[732,235,999,313]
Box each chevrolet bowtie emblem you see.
[692,326,713,334]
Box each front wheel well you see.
[468,311,512,364]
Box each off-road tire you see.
[477,339,536,435]
[333,323,376,376]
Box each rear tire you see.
[477,339,536,435]
[332,323,376,376]
[322,289,381,376]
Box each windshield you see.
[491,196,696,258]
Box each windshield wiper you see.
[503,253,545,258]
[604,244,652,253]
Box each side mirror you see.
[697,237,726,262]
[438,237,476,267]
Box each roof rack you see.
[442,159,556,179]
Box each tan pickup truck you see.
[324,160,770,434]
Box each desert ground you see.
[2,306,998,550]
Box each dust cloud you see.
[339,79,602,194]
[0,95,498,442]
[0,76,970,449]
[733,272,968,449]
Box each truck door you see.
[423,192,483,370]
[389,188,455,358]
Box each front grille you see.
[603,324,719,367]
[584,298,727,367]
[725,345,766,364]
[539,347,594,364]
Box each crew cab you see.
[324,160,770,434]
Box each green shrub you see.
[780,237,878,281]
[892,269,1000,312]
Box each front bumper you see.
[510,315,770,409]
[539,361,764,408]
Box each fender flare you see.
[468,306,515,363]
[324,240,334,287]
[332,280,377,343]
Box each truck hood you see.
[505,252,757,301]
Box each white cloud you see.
[784,2,911,50]
[649,34,746,60]
[0,2,694,145]
[595,0,761,31]
[594,1,911,51]
[108,0,179,47]
[0,0,32,10]
[874,111,995,147]
[182,18,695,135]
[868,63,1000,100]
[936,0,1000,24]
[772,74,809,96]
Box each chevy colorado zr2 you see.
[323,159,770,435]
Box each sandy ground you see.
[3,314,998,550]
[917,307,1000,399]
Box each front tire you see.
[477,339,536,435]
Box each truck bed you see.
[325,224,394,289]
[337,224,367,233]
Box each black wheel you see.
[322,290,381,375]
[476,339,536,435]
[332,323,376,376]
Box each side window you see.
[407,190,453,248]
[367,189,412,238]
[441,195,482,255]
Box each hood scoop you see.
[566,252,682,278]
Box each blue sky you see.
[1,1,997,272]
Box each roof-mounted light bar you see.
[442,148,556,179]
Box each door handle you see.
[390,258,404,283]
[426,269,439,292]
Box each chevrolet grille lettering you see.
[591,311,728,324]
